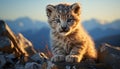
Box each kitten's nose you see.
[61,26,67,30]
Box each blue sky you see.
[0,0,120,22]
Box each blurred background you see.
[0,0,120,51]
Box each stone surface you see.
[0,36,13,53]
[0,20,36,57]
[25,62,41,69]
[0,20,6,34]
[0,55,6,68]
[1,20,25,57]
[17,33,36,56]
[31,52,48,64]
[15,64,25,69]
[98,43,120,69]
[6,54,16,64]
[0,20,38,69]
[0,37,11,48]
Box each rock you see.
[0,36,13,53]
[0,20,39,68]
[15,64,25,69]
[0,52,3,54]
[30,53,48,64]
[25,62,41,69]
[16,33,36,57]
[41,62,48,69]
[47,61,60,69]
[6,53,15,59]
[0,20,36,58]
[0,37,11,47]
[98,43,120,69]
[40,52,48,61]
[0,20,6,35]
[6,54,16,64]
[0,55,6,68]
[0,20,25,57]
[0,53,16,69]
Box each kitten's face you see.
[46,3,81,36]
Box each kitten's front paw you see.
[51,55,65,62]
[66,55,81,63]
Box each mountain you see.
[5,17,49,33]
[104,19,120,29]
[82,19,120,40]
[82,19,103,31]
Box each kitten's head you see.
[46,3,81,36]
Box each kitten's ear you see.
[70,3,81,15]
[46,5,55,17]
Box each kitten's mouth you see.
[59,29,69,33]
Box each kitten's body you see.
[46,3,97,63]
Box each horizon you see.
[4,16,120,24]
[0,0,120,22]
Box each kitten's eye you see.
[56,19,61,23]
[67,19,73,23]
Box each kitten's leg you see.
[51,47,65,62]
[66,45,86,63]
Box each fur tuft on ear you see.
[46,5,55,17]
[71,3,81,15]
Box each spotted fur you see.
[46,3,97,63]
